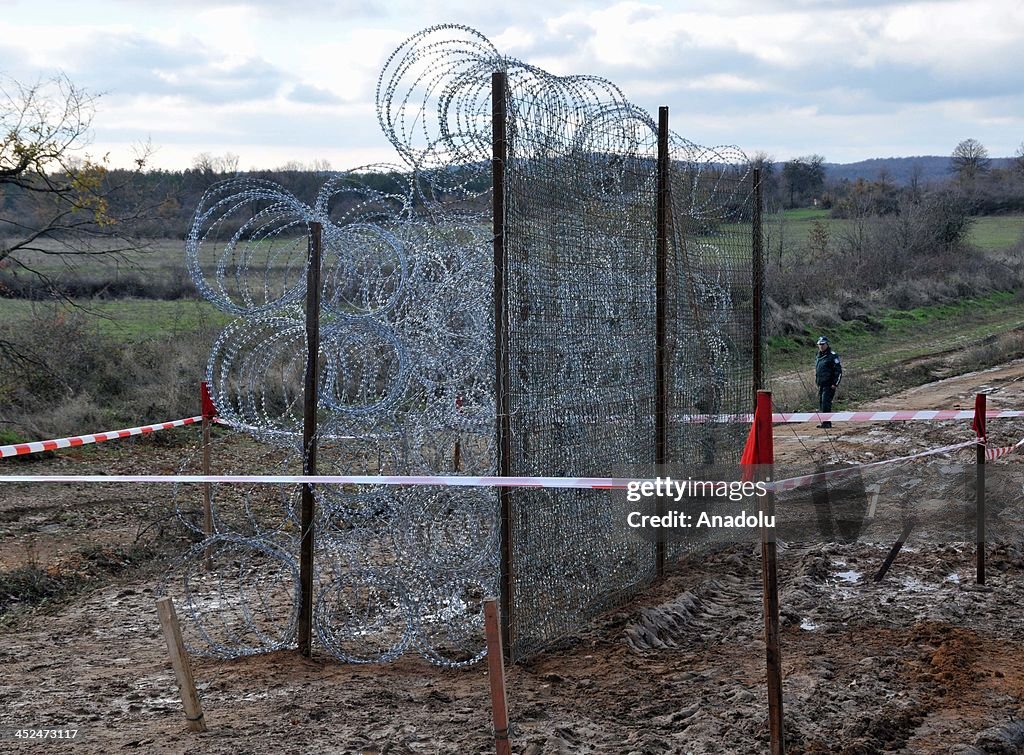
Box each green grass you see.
[0,299,232,341]
[967,214,1024,251]
[778,208,831,222]
[730,211,1024,256]
[9,238,186,276]
[722,209,853,257]
[8,238,304,284]
[768,290,1024,375]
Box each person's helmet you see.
[816,336,829,346]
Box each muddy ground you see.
[1,361,1023,754]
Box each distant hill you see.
[793,156,1017,186]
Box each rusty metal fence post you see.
[752,168,764,394]
[975,392,986,585]
[655,106,669,578]
[492,70,514,659]
[298,221,322,657]
[756,390,784,755]
[199,381,215,572]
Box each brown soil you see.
[1,364,1023,754]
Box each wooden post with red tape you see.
[744,390,784,755]
[973,393,986,585]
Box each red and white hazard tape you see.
[0,439,979,489]
[6,405,1019,462]
[0,473,630,489]
[985,436,1024,461]
[680,410,1024,424]
[0,416,204,459]
[0,413,1009,493]
[769,439,978,492]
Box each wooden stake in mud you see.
[299,221,322,657]
[755,390,784,755]
[874,517,917,582]
[199,381,216,571]
[974,392,986,585]
[454,394,463,472]
[483,598,512,755]
[156,596,208,733]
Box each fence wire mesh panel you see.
[167,23,758,665]
[502,76,662,659]
[499,81,754,656]
[665,145,757,563]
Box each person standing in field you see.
[815,335,842,428]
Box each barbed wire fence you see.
[161,23,756,665]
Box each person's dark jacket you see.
[815,349,842,387]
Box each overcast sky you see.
[2,0,1021,170]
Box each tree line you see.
[752,138,1024,215]
[3,72,1022,304]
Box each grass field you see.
[967,213,1024,250]
[8,214,1022,289]
[752,209,1024,254]
[8,239,185,275]
[4,223,1022,372]
[767,290,1024,376]
[0,298,231,340]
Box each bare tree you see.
[950,138,991,182]
[273,158,333,173]
[192,151,240,175]
[749,150,780,210]
[0,73,150,382]
[908,161,925,201]
[0,74,149,292]
[749,150,774,175]
[1014,142,1024,175]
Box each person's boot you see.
[822,421,832,429]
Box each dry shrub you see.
[955,331,1024,370]
[0,269,198,301]
[0,311,215,439]
[768,194,1023,338]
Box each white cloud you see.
[286,28,408,105]
[686,74,767,92]
[192,5,262,59]
[874,0,1024,87]
[2,0,1021,168]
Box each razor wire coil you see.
[165,23,753,665]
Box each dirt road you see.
[774,358,1024,469]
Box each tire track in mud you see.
[587,537,1024,753]
[624,571,761,653]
